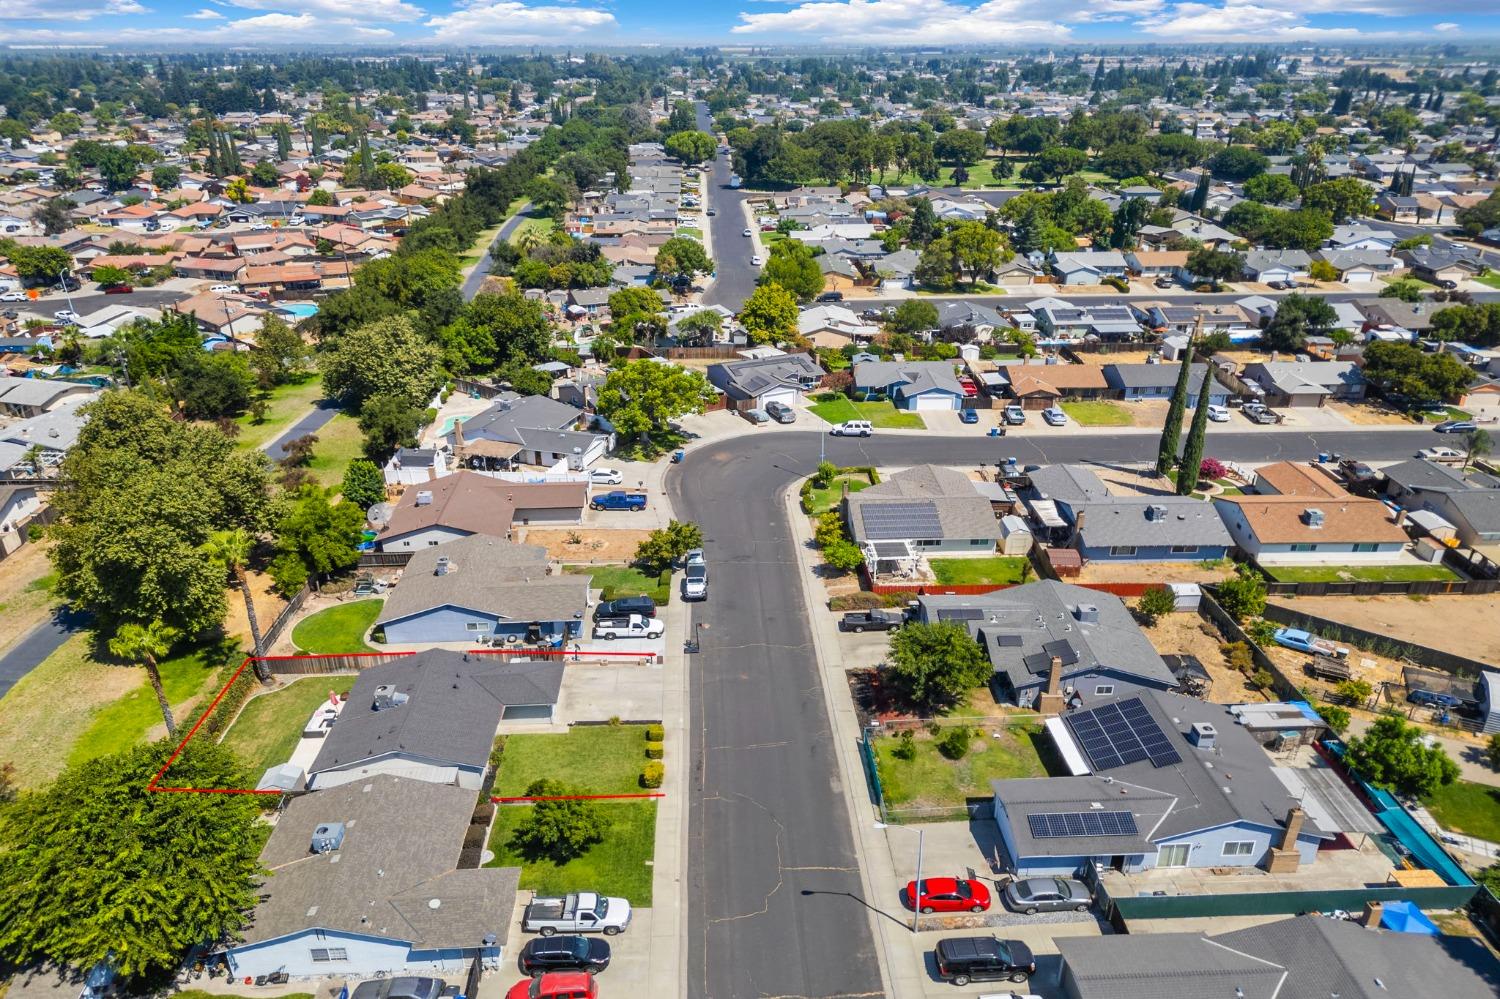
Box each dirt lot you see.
[1275,594,1500,666]
[0,541,58,656]
[223,568,290,651]
[519,527,655,563]
[1074,559,1237,586]
[1067,349,1157,368]
[1335,401,1417,427]
[1142,612,1274,704]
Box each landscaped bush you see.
[936,726,974,760]
[892,730,917,761]
[1222,641,1254,673]
[645,741,664,760]
[645,724,664,742]
[1247,618,1278,647]
[1250,669,1275,691]
[829,591,903,611]
[1200,457,1228,480]
[640,762,664,788]
[489,736,507,771]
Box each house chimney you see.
[1361,900,1385,929]
[1263,805,1305,874]
[1070,509,1086,547]
[1279,806,1305,850]
[453,416,465,448]
[1046,655,1063,695]
[1037,654,1067,716]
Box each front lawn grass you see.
[306,412,366,487]
[1060,400,1133,427]
[235,375,325,451]
[485,800,657,906]
[291,599,382,654]
[802,471,876,515]
[808,393,926,430]
[1265,564,1461,583]
[563,564,671,604]
[873,720,1049,809]
[493,723,656,797]
[220,675,356,777]
[1473,273,1500,290]
[929,556,1032,586]
[67,642,226,768]
[1423,780,1500,843]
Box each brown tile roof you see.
[1001,364,1108,390]
[1217,495,1408,544]
[1253,461,1346,499]
[381,471,586,542]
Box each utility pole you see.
[912,828,925,934]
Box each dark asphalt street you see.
[669,425,1433,999]
[0,607,88,700]
[461,202,532,302]
[17,286,187,317]
[264,400,342,461]
[696,102,758,313]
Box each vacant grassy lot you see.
[930,556,1031,586]
[563,564,671,604]
[291,599,382,654]
[220,675,356,777]
[508,214,557,246]
[235,375,326,451]
[486,800,657,906]
[1266,564,1461,584]
[803,470,876,515]
[1060,400,1134,426]
[306,412,366,487]
[67,642,226,768]
[808,394,926,430]
[873,720,1049,810]
[1423,780,1500,843]
[493,723,656,797]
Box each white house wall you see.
[224,928,501,980]
[309,754,478,790]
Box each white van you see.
[1206,404,1231,422]
[830,420,873,437]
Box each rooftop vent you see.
[1074,604,1100,625]
[311,821,345,854]
[1145,504,1169,522]
[372,685,409,712]
[434,556,452,576]
[415,490,433,507]
[1302,507,1326,528]
[1189,722,1217,750]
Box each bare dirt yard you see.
[1275,594,1500,666]
[223,568,290,651]
[1335,401,1417,427]
[1074,559,1238,587]
[1141,612,1275,704]
[0,541,58,656]
[519,528,654,563]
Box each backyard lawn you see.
[291,599,382,654]
[220,675,356,777]
[235,375,326,451]
[485,800,657,906]
[929,556,1031,586]
[803,470,876,514]
[67,641,228,768]
[306,412,367,487]
[1060,400,1134,427]
[1423,780,1500,843]
[493,723,657,797]
[1266,564,1461,584]
[563,564,671,604]
[872,720,1049,811]
[808,394,926,430]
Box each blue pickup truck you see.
[590,491,648,512]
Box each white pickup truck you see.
[593,614,666,640]
[522,891,632,936]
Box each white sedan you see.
[0,290,26,302]
[742,228,753,237]
[209,284,239,293]
[589,467,624,485]
[751,255,764,266]
[53,310,81,325]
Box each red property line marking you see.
[148,655,257,793]
[492,793,666,802]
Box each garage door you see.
[759,387,796,409]
[912,393,956,411]
[502,705,554,722]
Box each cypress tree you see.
[1156,337,1195,476]
[204,129,220,177]
[1177,365,1215,495]
[1188,171,1209,213]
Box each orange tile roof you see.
[1217,495,1407,545]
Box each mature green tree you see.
[1260,208,1335,251]
[320,315,442,410]
[654,236,714,286]
[357,392,426,464]
[914,237,959,291]
[96,145,144,191]
[1346,715,1461,798]
[0,742,262,977]
[1430,303,1500,348]
[249,315,312,386]
[759,240,823,301]
[90,264,133,288]
[203,529,266,671]
[947,220,1007,287]
[1216,565,1267,622]
[1094,142,1157,180]
[1242,173,1300,205]
[1134,587,1178,626]
[1264,293,1338,353]
[739,282,800,345]
[933,128,986,172]
[306,187,336,207]
[267,484,364,594]
[635,520,704,572]
[1020,146,1087,185]
[172,351,256,419]
[607,287,667,341]
[1206,146,1269,181]
[674,309,723,346]
[596,359,715,440]
[34,197,73,236]
[1186,247,1243,291]
[1466,428,1493,471]
[663,130,715,164]
[1156,344,1194,476]
[2,242,73,284]
[341,459,387,512]
[885,621,992,712]
[49,392,271,633]
[1362,341,1473,403]
[107,620,183,736]
[249,160,280,187]
[1300,178,1375,223]
[510,779,607,863]
[889,299,939,335]
[371,162,413,192]
[1177,366,1216,496]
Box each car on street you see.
[593,614,666,640]
[683,552,708,601]
[1154,277,1175,289]
[933,936,1035,986]
[351,978,445,999]
[589,490,647,511]
[53,310,81,325]
[706,207,716,216]
[1002,405,1026,425]
[959,408,979,424]
[1002,876,1093,914]
[1434,420,1478,434]
[209,283,239,293]
[518,935,611,976]
[839,609,903,633]
[102,284,133,294]
[742,228,752,237]
[903,876,991,914]
[504,971,598,999]
[816,291,844,303]
[594,595,656,619]
[829,420,873,437]
[750,255,763,266]
[1206,404,1230,422]
[1041,406,1068,426]
[588,467,623,485]
[1418,446,1466,464]
[0,291,26,302]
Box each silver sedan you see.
[1001,877,1092,915]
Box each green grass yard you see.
[508,214,558,246]
[290,599,382,654]
[929,556,1031,586]
[1060,400,1134,427]
[485,800,657,906]
[235,375,327,451]
[808,394,926,430]
[67,643,226,768]
[1266,564,1461,584]
[493,723,657,797]
[803,471,876,515]
[220,675,356,777]
[562,564,671,604]
[1473,273,1500,290]
[1423,780,1500,843]
[305,412,367,487]
[872,720,1049,810]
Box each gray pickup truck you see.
[839,609,904,633]
[522,891,633,936]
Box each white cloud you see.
[2,12,392,43]
[3,0,146,21]
[424,1,617,42]
[186,8,225,18]
[731,0,1073,43]
[1136,2,1413,38]
[1434,21,1460,31]
[227,0,425,23]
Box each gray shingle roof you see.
[455,394,589,449]
[376,534,587,629]
[852,359,963,395]
[706,354,823,401]
[1073,496,1233,549]
[1105,362,1214,391]
[845,464,1002,545]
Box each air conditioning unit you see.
[1189,722,1217,750]
[1146,504,1168,522]
[415,490,433,506]
[1074,604,1100,625]
[1302,507,1326,528]
[311,821,345,854]
[434,556,452,576]
[372,685,409,711]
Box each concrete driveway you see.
[556,663,665,723]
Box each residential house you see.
[1311,249,1401,283]
[307,649,565,790]
[0,483,41,535]
[1375,193,1422,222]
[1241,249,1311,284]
[1241,360,1367,407]
[843,464,1002,568]
[797,305,879,349]
[451,394,610,471]
[0,376,97,417]
[1380,458,1500,549]
[383,446,447,487]
[73,305,155,340]
[377,471,586,551]
[1051,251,1129,286]
[0,396,89,478]
[374,535,588,648]
[1214,470,1409,565]
[1026,464,1232,562]
[1353,298,1448,335]
[706,352,823,413]
[217,775,521,979]
[1123,250,1190,280]
[851,359,966,410]
[1400,245,1482,285]
[998,364,1110,406]
[916,582,1177,707]
[1327,224,1399,253]
[1104,363,1229,407]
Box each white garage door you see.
[912,393,956,411]
[759,387,797,409]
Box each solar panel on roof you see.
[1043,639,1079,666]
[993,634,1024,647]
[1063,696,1182,771]
[859,501,942,541]
[937,608,984,622]
[1027,810,1139,840]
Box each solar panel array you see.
[859,501,942,541]
[936,608,983,622]
[1063,696,1183,771]
[1027,810,1139,839]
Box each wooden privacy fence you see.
[254,584,309,654]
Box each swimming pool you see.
[280,302,319,318]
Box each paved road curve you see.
[0,607,88,700]
[461,202,533,302]
[668,426,1433,999]
[696,103,758,313]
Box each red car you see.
[504,972,597,999]
[957,376,979,397]
[904,876,992,914]
[102,284,134,294]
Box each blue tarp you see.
[1381,899,1439,934]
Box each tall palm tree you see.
[109,620,183,738]
[206,529,269,680]
[515,223,544,256]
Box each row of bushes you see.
[641,723,664,789]
[200,641,256,743]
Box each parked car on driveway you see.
[53,310,81,325]
[1002,405,1026,425]
[522,891,632,936]
[351,978,445,999]
[1002,876,1092,914]
[504,971,597,999]
[588,467,623,485]
[765,400,796,423]
[839,609,903,633]
[518,935,611,976]
[209,283,239,293]
[903,876,991,914]
[1206,404,1230,422]
[933,936,1035,986]
[1041,406,1068,426]
[1434,420,1478,434]
[594,595,656,619]
[593,614,666,640]
[590,491,647,511]
[959,408,979,424]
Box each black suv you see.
[594,595,656,619]
[933,936,1035,986]
[519,935,612,976]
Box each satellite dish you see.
[367,501,393,526]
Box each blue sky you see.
[2,0,1497,48]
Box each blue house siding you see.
[1008,668,1174,710]
[894,387,963,410]
[1078,543,1231,563]
[223,927,501,980]
[382,604,582,647]
[1149,820,1320,871]
[995,797,1150,876]
[1119,385,1230,407]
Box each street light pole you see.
[912,828,925,935]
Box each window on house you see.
[1094,684,1114,696]
[428,540,440,546]
[1169,545,1199,554]
[1352,543,1379,553]
[1109,545,1137,557]
[1290,543,1316,552]
[465,622,489,632]
[1222,841,1256,858]
[310,948,348,962]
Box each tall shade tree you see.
[758,240,823,301]
[738,282,800,345]
[205,529,267,677]
[596,359,715,442]
[1156,342,1194,476]
[0,742,262,978]
[320,314,443,411]
[107,620,183,737]
[1177,365,1215,496]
